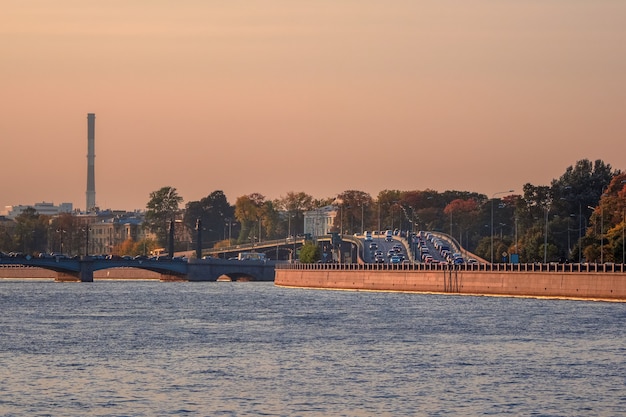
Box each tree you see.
[145,186,183,247]
[334,190,373,235]
[276,191,315,237]
[14,207,49,255]
[443,198,480,245]
[299,241,321,263]
[183,190,234,247]
[234,193,265,243]
[259,200,280,240]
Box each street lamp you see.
[543,203,550,264]
[224,218,235,245]
[56,228,66,254]
[620,180,626,264]
[82,227,90,257]
[491,190,514,263]
[360,203,365,235]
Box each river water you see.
[1,280,624,416]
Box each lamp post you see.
[195,219,202,260]
[578,203,582,262]
[377,200,381,244]
[340,205,344,236]
[287,213,292,240]
[543,205,550,264]
[491,190,514,264]
[601,205,604,264]
[83,227,90,257]
[56,228,66,254]
[360,203,365,235]
[224,218,235,245]
[620,180,626,264]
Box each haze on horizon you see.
[2,1,625,212]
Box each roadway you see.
[359,231,457,264]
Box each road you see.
[360,231,452,264]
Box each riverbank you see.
[0,265,161,280]
[274,264,626,302]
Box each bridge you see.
[202,237,306,261]
[0,256,276,282]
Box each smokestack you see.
[86,113,96,212]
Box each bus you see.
[237,252,267,261]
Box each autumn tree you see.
[145,186,183,247]
[276,191,315,237]
[334,190,373,234]
[443,198,480,244]
[234,193,265,243]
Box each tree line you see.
[2,159,625,263]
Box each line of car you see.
[0,251,187,262]
[366,234,406,264]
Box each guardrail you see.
[277,262,626,273]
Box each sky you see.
[2,1,625,213]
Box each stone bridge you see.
[0,257,277,282]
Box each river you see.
[1,280,624,416]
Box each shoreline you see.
[0,266,161,281]
[274,266,626,302]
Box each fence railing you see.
[277,262,626,274]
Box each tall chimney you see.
[86,113,96,212]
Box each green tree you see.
[183,190,234,247]
[14,207,49,255]
[145,186,183,247]
[299,241,321,263]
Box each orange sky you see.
[2,1,625,212]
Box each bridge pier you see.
[79,259,94,282]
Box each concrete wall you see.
[275,268,626,301]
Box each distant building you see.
[89,213,153,255]
[303,205,338,237]
[5,202,73,220]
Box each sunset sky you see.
[2,1,625,212]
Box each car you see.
[374,255,385,263]
[374,250,384,258]
[387,249,396,258]
[390,255,402,264]
[369,242,378,251]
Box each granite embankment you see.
[275,263,626,302]
[0,266,160,280]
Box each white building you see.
[303,205,338,237]
[5,202,73,219]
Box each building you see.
[303,205,338,237]
[89,213,153,255]
[5,202,73,220]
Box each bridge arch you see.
[216,272,259,282]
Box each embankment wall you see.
[275,268,626,301]
[0,266,160,280]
